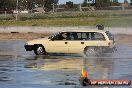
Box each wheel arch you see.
[33,44,47,55]
[83,46,98,53]
[33,44,45,50]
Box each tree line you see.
[0,0,59,11]
[0,0,131,11]
[82,0,130,8]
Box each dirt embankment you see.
[0,33,132,43]
[0,33,53,40]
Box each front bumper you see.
[24,45,34,51]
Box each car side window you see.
[70,32,89,40]
[81,33,88,40]
[70,32,78,40]
[51,34,62,40]
[86,32,91,40]
[90,32,105,40]
[52,32,105,41]
[52,32,71,40]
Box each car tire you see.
[34,45,45,55]
[84,47,97,56]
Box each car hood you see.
[26,37,49,45]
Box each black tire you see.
[34,45,45,55]
[84,47,97,56]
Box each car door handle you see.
[81,42,84,44]
[65,42,68,44]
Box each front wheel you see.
[34,45,45,55]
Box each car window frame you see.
[50,32,106,41]
[67,32,106,41]
[50,32,69,41]
[90,32,106,41]
[105,31,114,40]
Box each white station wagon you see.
[24,29,116,56]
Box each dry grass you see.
[0,10,132,27]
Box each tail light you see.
[108,42,110,46]
[113,39,115,44]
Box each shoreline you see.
[0,33,52,40]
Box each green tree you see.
[113,0,118,3]
[124,0,128,3]
[111,0,120,6]
[0,0,6,10]
[0,0,16,10]
[0,0,59,11]
[19,0,45,10]
[82,0,87,6]
[66,1,73,8]
[19,0,35,10]
[95,0,111,9]
[130,0,132,6]
[44,0,59,11]
[35,0,44,7]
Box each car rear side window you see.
[94,32,105,40]
[88,32,105,40]
[82,33,87,39]
[70,32,88,40]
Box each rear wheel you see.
[84,47,97,56]
[34,45,45,55]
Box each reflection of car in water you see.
[24,29,116,56]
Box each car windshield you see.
[105,31,114,40]
[48,36,53,39]
[48,32,61,39]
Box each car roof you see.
[61,29,107,33]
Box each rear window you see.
[105,31,114,40]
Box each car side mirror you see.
[51,39,54,41]
[50,38,54,41]
[48,37,51,39]
[48,36,53,39]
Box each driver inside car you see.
[61,33,71,40]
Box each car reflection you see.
[24,55,114,80]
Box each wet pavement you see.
[0,40,132,88]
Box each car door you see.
[46,32,68,53]
[67,32,87,53]
[67,32,108,54]
[84,32,108,47]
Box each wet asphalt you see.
[0,40,132,88]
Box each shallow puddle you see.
[0,40,131,88]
